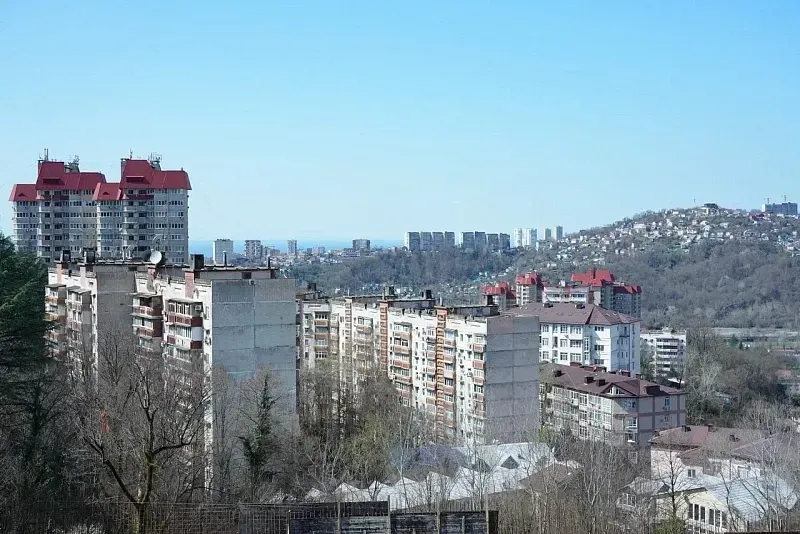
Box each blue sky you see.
[1,1,799,240]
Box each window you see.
[560,339,568,348]
[664,397,671,409]
[541,337,549,346]
[594,344,605,351]
[559,325,568,334]
[541,324,550,333]
[594,326,605,332]
[621,399,637,411]
[687,468,696,478]
[560,352,568,361]
[570,326,582,335]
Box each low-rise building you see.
[510,302,640,374]
[515,272,544,305]
[540,363,686,448]
[212,239,233,265]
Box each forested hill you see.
[567,241,800,330]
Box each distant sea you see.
[189,239,402,256]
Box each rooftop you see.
[542,363,682,397]
[508,301,639,325]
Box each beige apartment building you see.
[9,153,190,264]
[298,288,540,444]
[540,363,686,449]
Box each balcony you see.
[166,313,202,327]
[314,318,329,327]
[472,359,484,370]
[45,295,64,305]
[66,319,90,331]
[46,330,66,344]
[132,305,162,318]
[355,324,372,333]
[444,339,456,348]
[134,324,162,339]
[472,343,485,353]
[66,299,90,312]
[392,345,411,356]
[45,312,66,324]
[393,330,411,341]
[391,359,410,369]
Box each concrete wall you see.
[210,277,297,410]
[484,315,540,442]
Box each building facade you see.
[287,239,298,257]
[352,239,371,251]
[543,228,552,242]
[762,201,798,216]
[244,239,263,262]
[298,289,540,444]
[540,363,686,448]
[515,273,545,306]
[404,232,421,251]
[555,226,564,241]
[212,239,234,265]
[511,302,640,374]
[9,153,190,263]
[512,228,537,249]
[641,328,687,379]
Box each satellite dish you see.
[149,250,166,267]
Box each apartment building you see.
[543,228,552,242]
[47,253,297,404]
[762,201,798,216]
[404,232,421,251]
[244,239,263,262]
[481,281,516,311]
[540,363,686,448]
[515,272,544,305]
[473,232,487,250]
[287,239,298,257]
[459,232,475,249]
[9,153,191,263]
[512,228,537,249]
[569,268,642,318]
[298,288,540,444]
[511,302,640,374]
[555,226,564,241]
[352,239,371,251]
[641,328,687,378]
[212,239,234,265]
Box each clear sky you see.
[1,1,799,240]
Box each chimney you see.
[223,251,228,266]
[553,369,563,377]
[584,376,595,384]
[597,379,606,386]
[620,370,630,377]
[683,425,691,432]
[191,254,204,271]
[485,294,495,307]
[424,289,433,300]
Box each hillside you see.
[291,206,800,329]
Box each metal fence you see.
[1,501,497,534]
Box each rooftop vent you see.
[575,302,585,309]
[553,369,563,377]
[683,425,692,432]
[544,302,554,308]
[597,379,606,386]
[584,376,595,384]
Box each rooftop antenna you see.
[42,148,49,162]
[129,149,133,159]
[784,195,788,203]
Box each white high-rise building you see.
[641,328,687,379]
[512,228,537,249]
[297,289,540,444]
[9,152,191,264]
[212,239,234,265]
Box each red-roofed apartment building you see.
[8,152,191,263]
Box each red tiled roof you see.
[571,267,615,287]
[35,160,106,191]
[120,159,191,190]
[509,301,639,325]
[92,182,123,201]
[483,281,516,297]
[613,284,642,294]
[8,184,37,202]
[515,272,543,286]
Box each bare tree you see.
[69,331,210,532]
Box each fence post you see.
[386,496,391,534]
[461,515,465,534]
[286,508,291,534]
[337,500,341,534]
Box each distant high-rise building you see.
[543,228,552,241]
[444,231,456,247]
[352,239,371,251]
[555,226,564,241]
[432,232,445,249]
[287,239,298,257]
[213,239,234,265]
[499,233,511,251]
[420,232,433,251]
[474,232,487,251]
[487,233,499,252]
[244,240,263,262]
[762,201,798,216]
[460,232,475,249]
[311,246,326,255]
[404,232,421,251]
[514,228,538,248]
